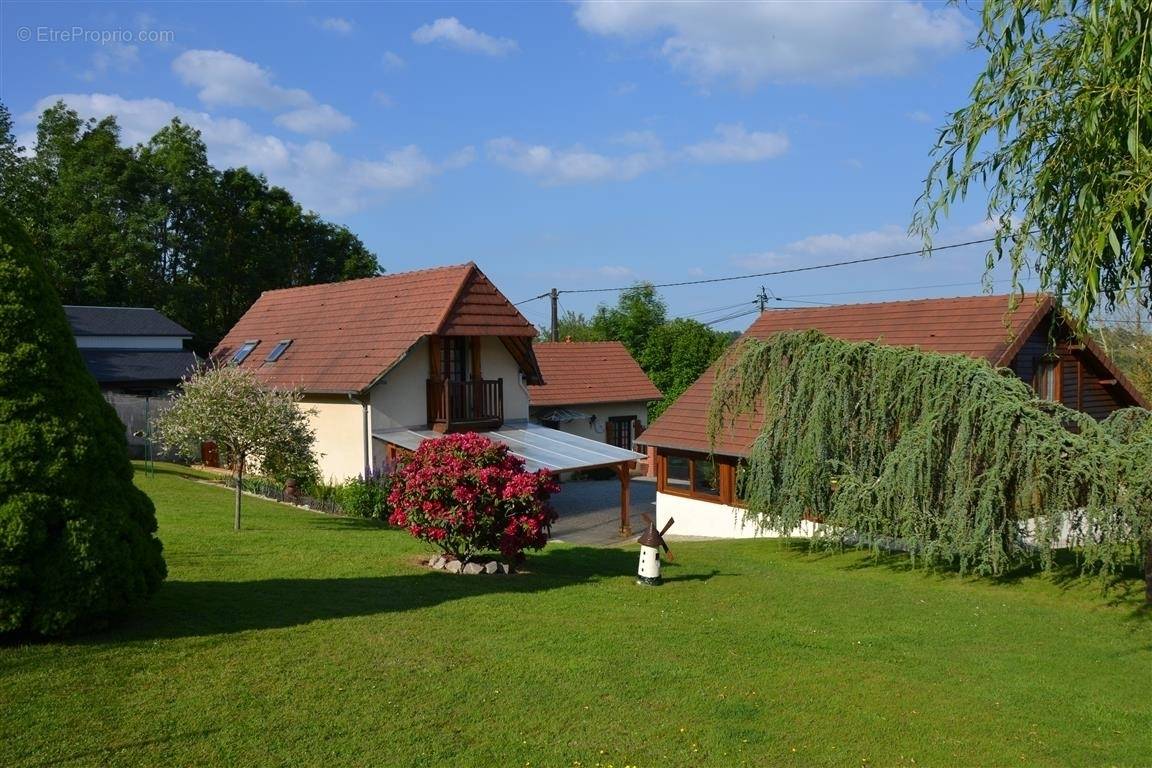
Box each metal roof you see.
[374,421,645,472]
[64,305,193,337]
[80,349,198,385]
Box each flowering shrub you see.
[388,433,560,562]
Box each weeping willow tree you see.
[708,331,1152,598]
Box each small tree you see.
[388,433,559,563]
[155,365,317,531]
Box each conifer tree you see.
[0,208,166,636]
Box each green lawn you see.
[2,464,1149,767]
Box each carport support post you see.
[615,462,633,537]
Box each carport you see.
[375,421,646,535]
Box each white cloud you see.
[317,17,354,34]
[411,17,518,56]
[489,123,788,185]
[612,130,662,150]
[442,146,477,169]
[732,225,916,270]
[906,109,934,124]
[81,42,139,81]
[487,137,666,185]
[274,104,355,135]
[172,50,312,110]
[171,49,354,137]
[615,81,638,96]
[683,123,788,164]
[373,91,395,108]
[574,1,970,87]
[26,93,466,216]
[787,225,916,257]
[382,51,406,70]
[599,266,635,278]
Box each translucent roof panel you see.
[374,422,645,473]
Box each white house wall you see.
[656,492,819,539]
[539,401,650,446]
[369,340,430,433]
[303,395,366,483]
[481,337,530,421]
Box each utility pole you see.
[550,288,559,342]
[757,285,769,314]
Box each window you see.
[659,451,727,502]
[441,337,468,382]
[665,455,691,490]
[606,416,635,449]
[693,459,720,497]
[1033,356,1061,401]
[265,339,293,362]
[231,340,259,364]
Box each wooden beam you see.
[616,463,633,537]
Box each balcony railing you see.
[426,378,504,433]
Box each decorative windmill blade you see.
[658,517,674,560]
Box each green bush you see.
[337,467,395,520]
[0,208,166,636]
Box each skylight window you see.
[231,340,259,364]
[265,339,293,362]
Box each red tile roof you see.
[528,342,662,406]
[214,263,538,393]
[639,293,1055,457]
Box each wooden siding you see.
[1008,315,1133,419]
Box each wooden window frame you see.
[657,449,737,505]
[605,416,635,449]
[1033,354,1062,402]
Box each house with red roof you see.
[637,293,1147,538]
[528,341,661,453]
[214,263,645,500]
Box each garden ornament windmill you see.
[636,513,673,586]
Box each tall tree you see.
[24,104,146,306]
[10,103,382,351]
[538,309,603,343]
[137,119,216,316]
[591,283,667,360]
[914,0,1152,327]
[640,318,731,418]
[0,103,29,221]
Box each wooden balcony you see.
[426,378,504,433]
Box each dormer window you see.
[266,339,293,362]
[232,340,259,364]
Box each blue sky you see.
[1,1,1034,331]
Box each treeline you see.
[550,284,736,418]
[0,101,380,351]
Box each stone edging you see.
[426,555,513,575]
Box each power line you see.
[514,292,550,306]
[558,235,1003,296]
[683,300,759,319]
